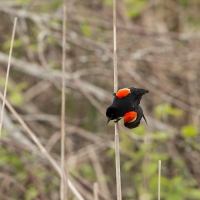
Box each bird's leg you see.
[114,118,121,123]
[142,114,148,125]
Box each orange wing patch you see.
[116,88,131,99]
[124,111,137,123]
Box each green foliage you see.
[0,78,26,106]
[155,102,184,119]
[179,0,189,7]
[107,147,115,158]
[0,151,23,170]
[131,124,146,135]
[9,91,24,106]
[123,160,135,171]
[124,0,147,18]
[186,189,200,199]
[187,17,200,29]
[181,125,197,138]
[80,164,96,181]
[151,131,171,141]
[103,0,113,6]
[3,38,24,50]
[29,44,38,52]
[80,23,92,37]
[145,157,200,200]
[163,177,185,200]
[155,176,200,200]
[47,35,56,45]
[15,0,31,3]
[25,187,38,200]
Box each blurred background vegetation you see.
[0,0,200,199]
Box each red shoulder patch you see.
[124,111,137,123]
[116,88,131,99]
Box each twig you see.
[0,91,84,200]
[0,52,112,103]
[61,1,67,199]
[158,160,161,200]
[93,182,99,200]
[0,17,17,138]
[113,0,122,199]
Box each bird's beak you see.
[107,118,111,124]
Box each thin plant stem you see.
[115,123,121,200]
[61,1,67,199]
[0,17,17,138]
[93,182,99,200]
[113,0,122,199]
[158,160,161,200]
[113,0,118,92]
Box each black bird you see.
[106,87,148,128]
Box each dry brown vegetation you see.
[0,0,200,199]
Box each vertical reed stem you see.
[0,17,17,138]
[61,1,67,199]
[93,182,99,200]
[158,160,161,200]
[113,0,122,199]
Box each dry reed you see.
[113,0,122,199]
[158,160,161,200]
[0,17,17,137]
[61,1,67,199]
[93,182,99,200]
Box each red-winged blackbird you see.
[106,87,148,129]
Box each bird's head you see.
[106,106,119,124]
